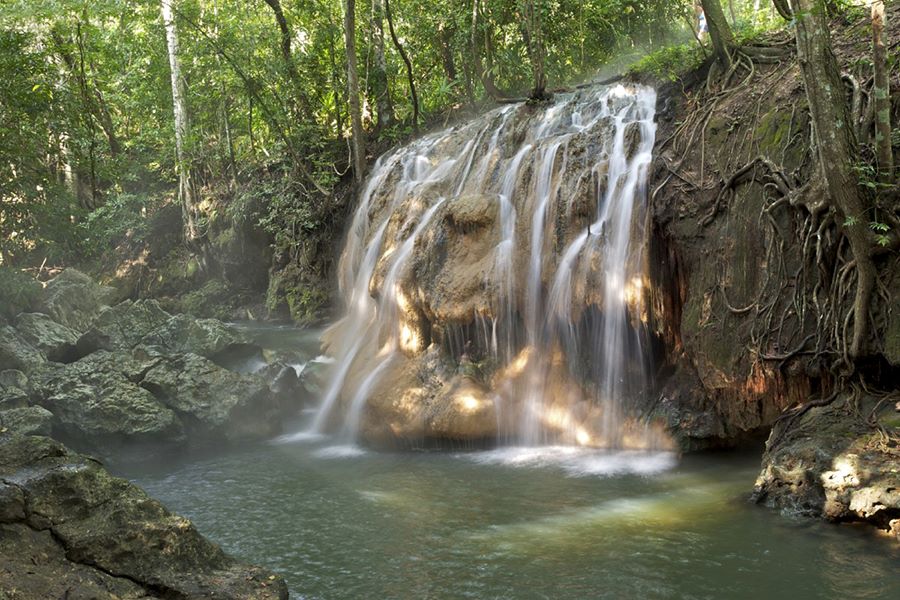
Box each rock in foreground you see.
[752,392,900,538]
[0,433,288,599]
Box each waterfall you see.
[311,84,662,449]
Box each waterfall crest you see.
[312,84,670,450]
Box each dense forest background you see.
[0,1,890,323]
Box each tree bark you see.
[871,0,893,184]
[789,0,875,360]
[522,0,548,100]
[370,0,395,132]
[384,0,419,131]
[161,0,199,242]
[700,0,735,70]
[344,0,366,186]
[471,0,505,99]
[262,0,312,119]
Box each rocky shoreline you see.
[1,269,310,455]
[0,433,288,599]
[1,268,311,597]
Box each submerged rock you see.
[752,392,900,538]
[0,433,288,599]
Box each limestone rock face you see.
[0,433,289,599]
[39,268,115,332]
[751,393,900,538]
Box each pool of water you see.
[121,436,900,600]
[119,324,900,599]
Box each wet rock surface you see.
[0,433,288,599]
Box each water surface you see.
[123,438,900,599]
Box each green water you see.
[120,325,900,599]
[123,442,900,599]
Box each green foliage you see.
[76,193,154,260]
[628,43,705,81]
[0,268,41,320]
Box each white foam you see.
[271,430,326,444]
[464,446,677,477]
[311,354,335,364]
[313,445,367,459]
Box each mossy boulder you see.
[14,312,80,362]
[0,267,41,320]
[752,393,900,537]
[0,433,288,599]
[39,268,115,333]
[140,352,284,442]
[35,351,184,447]
[0,406,53,436]
[0,325,45,374]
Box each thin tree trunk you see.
[161,0,199,242]
[262,0,311,119]
[384,0,419,131]
[344,0,366,185]
[522,0,548,100]
[790,0,876,360]
[700,0,735,70]
[327,13,344,138]
[370,0,395,132]
[871,0,893,183]
[437,19,457,84]
[471,0,505,99]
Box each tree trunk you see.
[471,0,505,99]
[437,19,457,84]
[790,0,875,360]
[700,0,735,70]
[262,0,311,119]
[871,0,893,184]
[370,0,395,132]
[344,0,366,186]
[161,0,199,242]
[522,0,548,100]
[384,0,419,131]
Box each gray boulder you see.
[139,312,263,368]
[37,351,184,446]
[0,325,45,374]
[0,405,53,436]
[141,352,283,441]
[39,268,115,332]
[79,299,262,368]
[0,369,30,410]
[0,433,289,599]
[15,312,80,362]
[77,298,173,353]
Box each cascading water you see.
[309,84,667,450]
